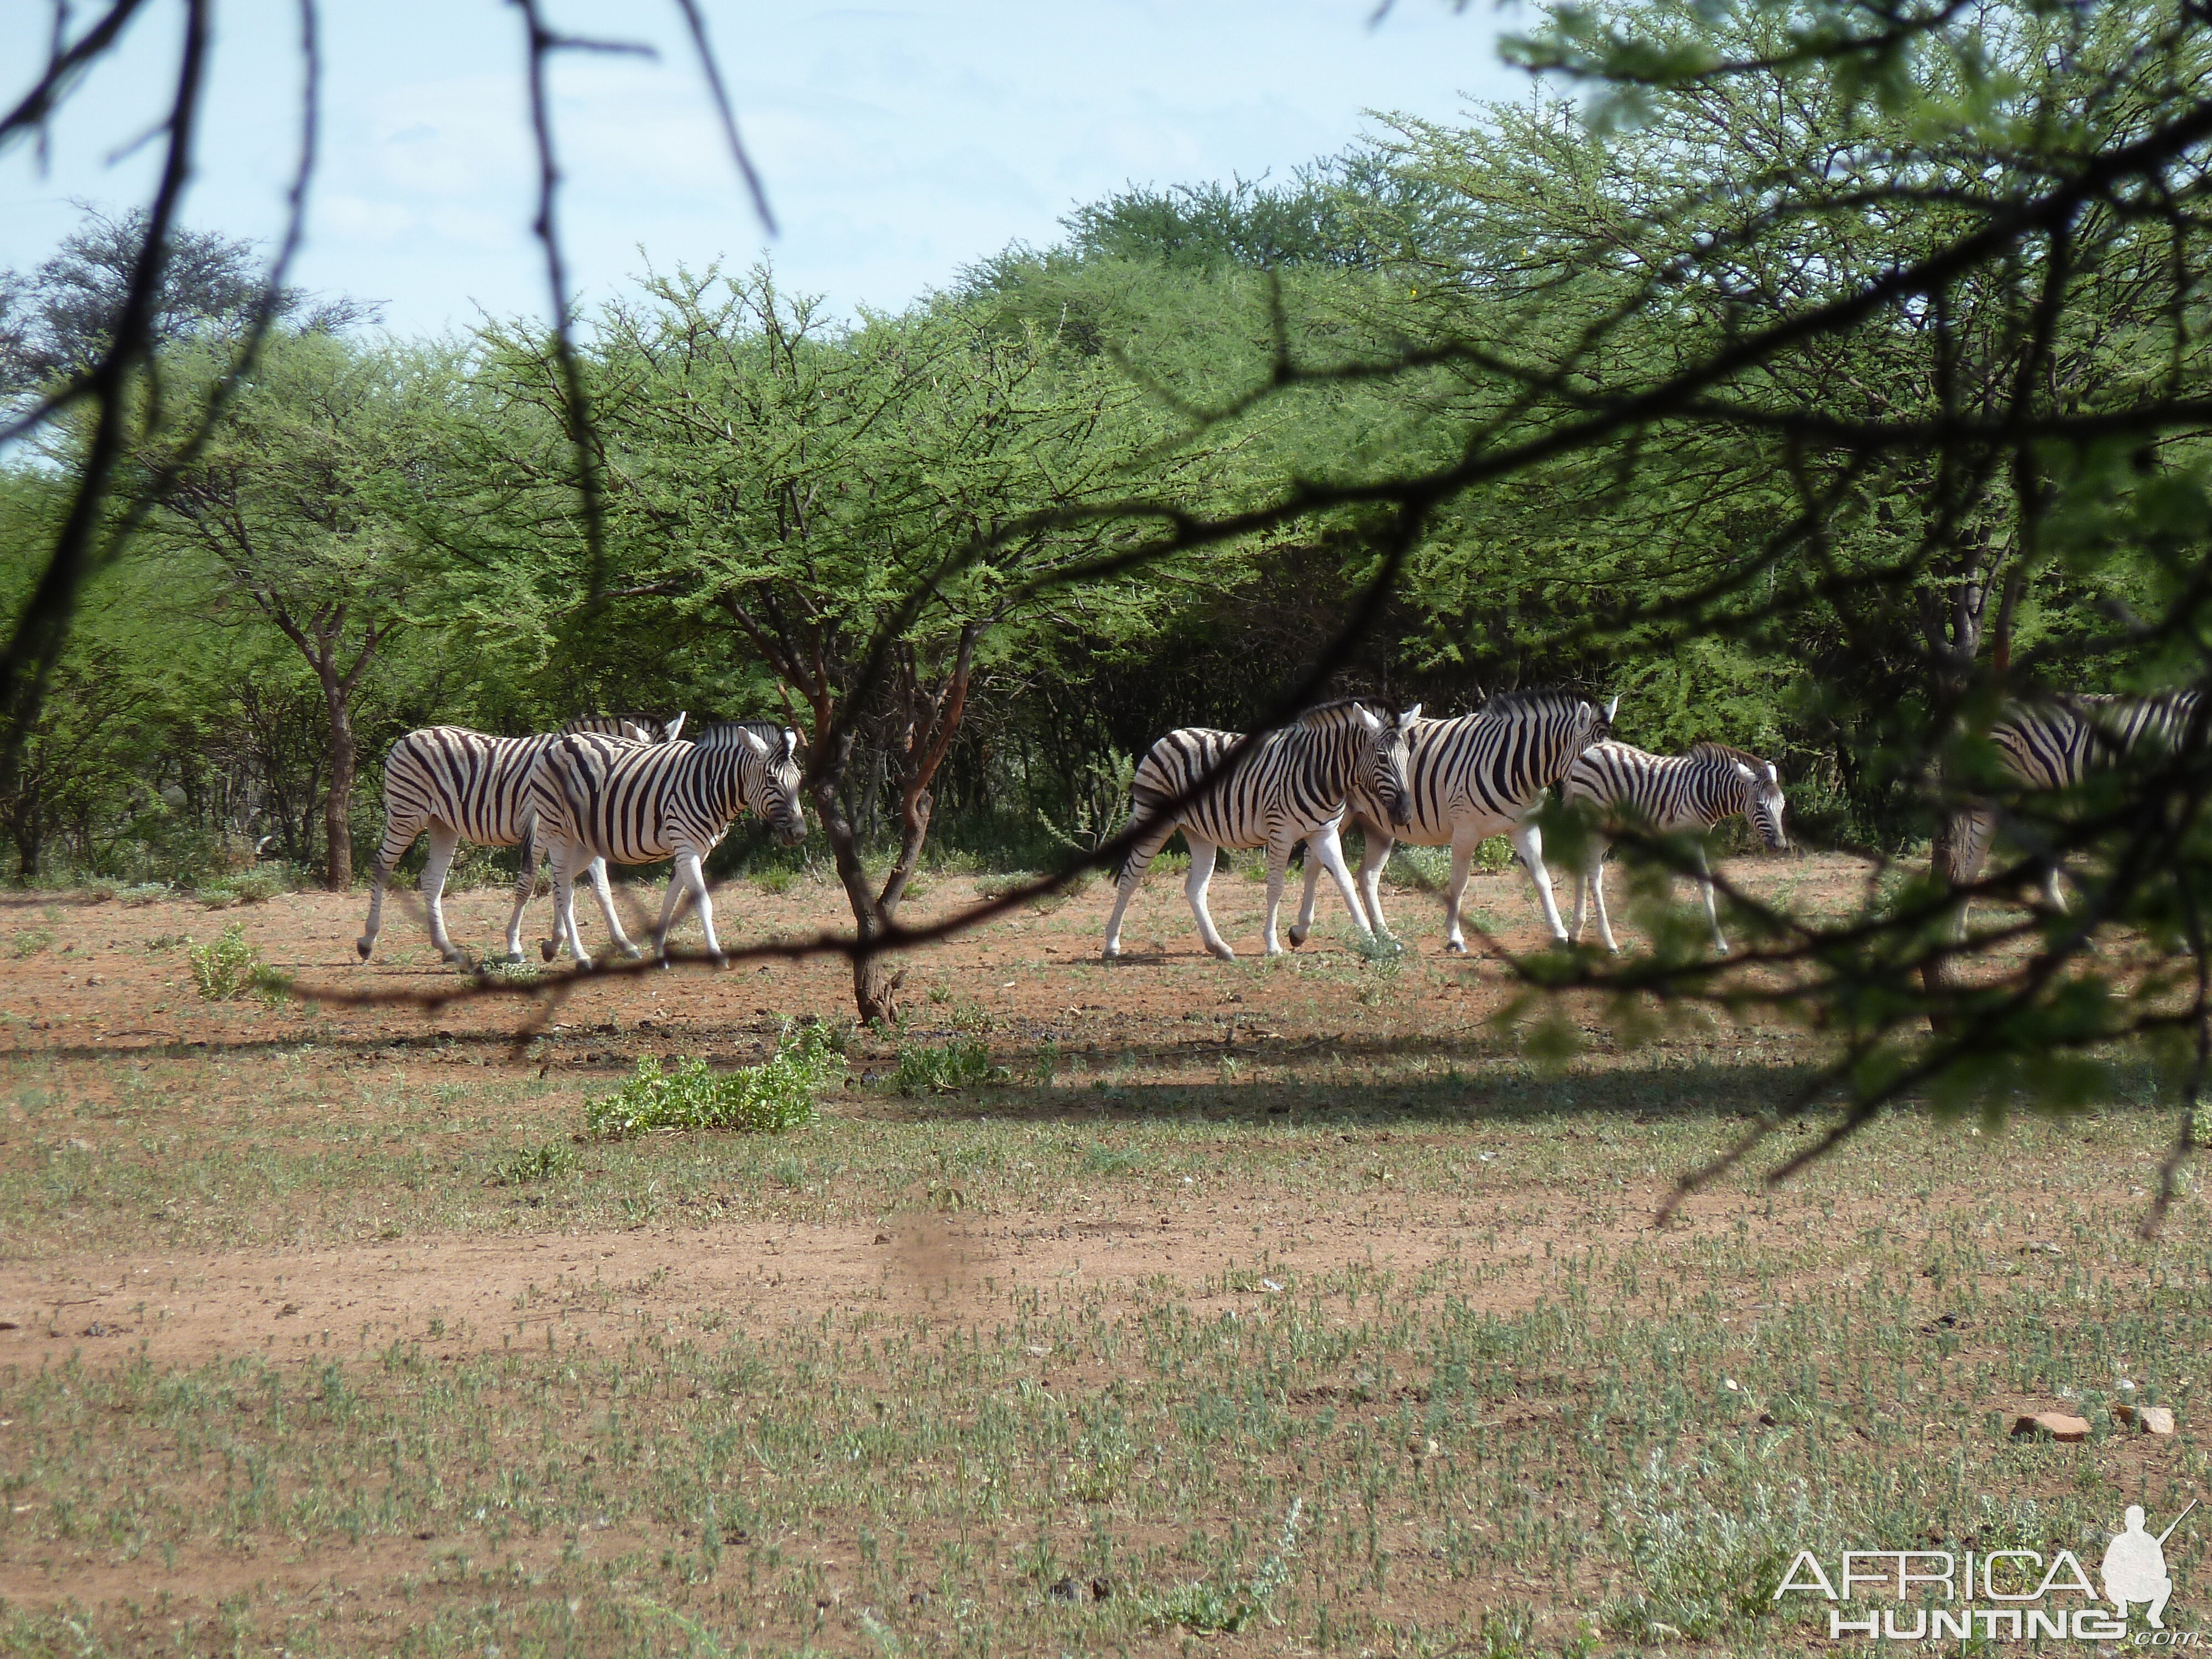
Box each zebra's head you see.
[1363,703,1420,828]
[747,726,808,846]
[1740,758,1788,851]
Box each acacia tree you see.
[494,269,1201,1020]
[140,333,441,888]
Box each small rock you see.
[85,974,103,987]
[907,1589,930,1609]
[1048,1576,1081,1603]
[80,1321,114,1337]
[1089,1577,1112,1601]
[2116,1403,2177,1436]
[873,1231,891,1245]
[2011,1411,2093,1442]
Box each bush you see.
[195,865,290,909]
[893,1036,1008,1095]
[114,883,171,906]
[11,928,54,958]
[492,1140,576,1185]
[585,1022,838,1140]
[188,922,284,1000]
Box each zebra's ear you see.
[743,729,771,757]
[781,727,800,763]
[1357,706,1383,733]
[664,711,687,742]
[1399,703,1422,728]
[1765,761,1779,783]
[1735,761,1755,780]
[1603,695,1621,722]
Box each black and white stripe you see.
[1955,691,2204,919]
[528,720,808,966]
[1293,690,1614,953]
[356,712,684,966]
[1563,740,1788,955]
[1102,700,1417,961]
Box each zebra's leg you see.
[1288,846,1326,948]
[1948,806,1996,940]
[1442,835,1478,954]
[655,848,721,965]
[1357,828,1395,941]
[1583,839,1621,953]
[585,857,645,959]
[1102,823,1176,961]
[1185,838,1236,960]
[418,827,466,965]
[1512,819,1570,944]
[356,814,422,960]
[549,840,594,969]
[505,813,540,964]
[1694,843,1729,956]
[1306,820,1375,946]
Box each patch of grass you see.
[1082,1143,1144,1175]
[893,1035,1008,1095]
[754,865,799,896]
[142,931,189,952]
[194,865,289,909]
[11,927,54,958]
[949,999,994,1036]
[472,957,541,985]
[491,1139,576,1185]
[187,922,281,1000]
[974,869,1042,902]
[114,882,172,906]
[584,1022,838,1139]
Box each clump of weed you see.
[196,866,288,909]
[1597,1452,1830,1646]
[492,1140,576,1185]
[12,928,54,958]
[188,923,285,1000]
[585,1022,837,1140]
[949,1000,994,1036]
[974,870,1041,902]
[754,866,798,896]
[115,883,171,906]
[473,958,541,985]
[1082,1144,1143,1175]
[893,1036,1008,1095]
[143,932,189,952]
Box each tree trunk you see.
[320,669,354,890]
[813,771,905,1026]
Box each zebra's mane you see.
[1689,740,1770,771]
[691,718,801,755]
[562,711,666,733]
[1474,687,1596,721]
[1292,698,1386,731]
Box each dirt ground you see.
[1,853,2202,1655]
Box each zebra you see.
[1100,700,1418,962]
[1953,691,2204,924]
[526,719,808,967]
[356,712,685,967]
[1561,741,1789,956]
[1289,690,1615,953]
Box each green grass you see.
[583,1024,840,1139]
[3,1111,2206,1655]
[187,922,275,1000]
[893,1034,1009,1095]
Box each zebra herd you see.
[1113,689,1792,962]
[352,687,2200,972]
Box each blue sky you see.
[1,2,1530,338]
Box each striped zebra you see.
[1562,741,1788,956]
[1954,691,2204,923]
[1101,700,1418,962]
[356,712,685,967]
[1290,690,1615,953]
[526,719,808,967]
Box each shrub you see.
[115,883,171,906]
[474,958,541,985]
[585,1022,838,1140]
[196,865,289,909]
[11,928,54,958]
[188,923,285,1001]
[893,1035,1008,1095]
[492,1140,576,1185]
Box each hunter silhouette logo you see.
[2104,1501,2194,1630]
[1775,1500,2197,1642]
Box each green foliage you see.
[893,1037,1008,1097]
[491,1140,576,1186]
[11,928,53,957]
[187,924,277,1001]
[194,866,289,909]
[583,1024,838,1140]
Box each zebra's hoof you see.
[1715,943,1731,958]
[1211,944,1238,962]
[1101,945,1120,963]
[1445,939,1467,956]
[620,945,644,961]
[708,953,728,969]
[504,950,524,966]
[539,939,558,964]
[355,939,371,961]
[1287,925,1308,947]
